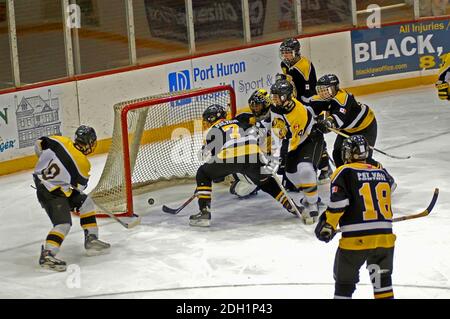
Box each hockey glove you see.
[261,158,280,175]
[247,125,265,140]
[200,145,213,163]
[314,212,336,243]
[69,190,88,212]
[315,117,335,134]
[436,81,450,100]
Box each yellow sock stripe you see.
[81,223,98,229]
[80,211,96,218]
[281,197,289,206]
[296,183,317,189]
[374,291,394,299]
[275,191,283,201]
[48,231,65,240]
[304,190,318,196]
[197,186,212,190]
[46,240,61,247]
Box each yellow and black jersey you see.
[34,136,91,196]
[306,95,330,117]
[324,162,396,250]
[204,118,260,160]
[281,56,317,102]
[310,90,375,134]
[270,98,315,159]
[438,53,450,83]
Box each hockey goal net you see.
[90,85,236,217]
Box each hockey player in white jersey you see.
[33,125,110,272]
[269,79,325,224]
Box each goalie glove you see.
[314,213,336,243]
[436,81,450,100]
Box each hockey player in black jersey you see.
[33,126,110,271]
[230,89,272,198]
[312,74,379,168]
[279,38,332,184]
[189,104,301,227]
[279,38,317,104]
[315,135,396,299]
[436,53,450,101]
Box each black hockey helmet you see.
[316,74,340,100]
[270,79,294,111]
[341,135,370,163]
[202,104,227,126]
[279,38,301,65]
[74,125,97,155]
[248,89,271,120]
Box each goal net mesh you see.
[90,86,235,216]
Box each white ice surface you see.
[0,86,449,299]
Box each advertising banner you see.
[144,0,267,42]
[0,87,63,161]
[351,18,450,79]
[165,43,281,108]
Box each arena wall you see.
[0,25,443,175]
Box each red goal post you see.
[90,85,237,217]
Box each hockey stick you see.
[162,194,196,215]
[328,128,411,160]
[335,188,439,233]
[93,200,142,229]
[31,183,141,229]
[392,188,439,222]
[270,172,304,220]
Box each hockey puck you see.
[148,198,155,205]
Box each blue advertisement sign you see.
[351,19,450,79]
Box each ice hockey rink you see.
[0,85,449,299]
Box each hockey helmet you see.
[316,74,340,100]
[270,79,294,111]
[248,89,271,120]
[202,104,227,128]
[74,125,97,155]
[279,38,301,66]
[341,135,370,163]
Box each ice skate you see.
[283,200,304,217]
[300,199,319,225]
[189,209,211,227]
[318,166,333,185]
[39,245,67,272]
[85,231,111,257]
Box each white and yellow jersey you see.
[270,98,315,159]
[34,136,91,196]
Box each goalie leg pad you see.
[229,173,258,198]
